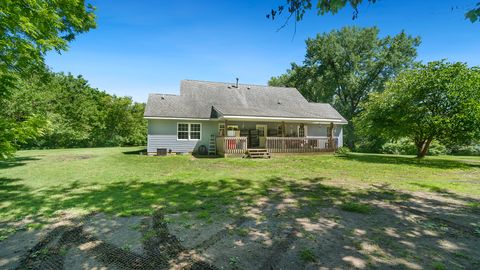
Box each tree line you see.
[1,69,146,156]
[270,27,480,157]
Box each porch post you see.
[328,122,334,151]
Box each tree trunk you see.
[345,123,356,150]
[416,138,433,158]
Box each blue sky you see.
[46,0,480,102]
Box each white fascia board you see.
[220,115,347,124]
[144,116,212,121]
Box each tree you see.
[0,0,96,158]
[0,0,96,92]
[268,0,480,26]
[355,61,480,158]
[269,26,420,148]
[2,71,147,150]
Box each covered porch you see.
[215,119,343,156]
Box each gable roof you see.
[144,80,347,123]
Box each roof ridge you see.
[181,79,296,89]
[149,93,179,96]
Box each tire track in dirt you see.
[394,202,480,237]
[16,210,220,270]
[192,217,249,251]
[259,226,298,270]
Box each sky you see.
[45,0,480,102]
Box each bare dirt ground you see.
[1,184,480,270]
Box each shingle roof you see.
[144,80,347,123]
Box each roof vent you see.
[277,100,281,105]
[161,95,165,100]
[247,86,251,90]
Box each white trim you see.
[176,122,202,141]
[220,115,346,123]
[218,123,225,136]
[146,116,211,121]
[297,124,307,137]
[256,124,268,136]
[145,115,347,124]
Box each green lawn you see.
[1,147,480,237]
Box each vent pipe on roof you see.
[236,78,239,88]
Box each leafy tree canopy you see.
[268,1,480,25]
[0,0,96,96]
[1,71,147,152]
[355,61,480,158]
[0,0,96,158]
[269,26,420,148]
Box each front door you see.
[256,124,268,148]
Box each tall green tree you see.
[356,61,480,158]
[0,0,96,158]
[269,27,420,148]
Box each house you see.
[144,80,347,157]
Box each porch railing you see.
[216,136,247,155]
[265,137,337,153]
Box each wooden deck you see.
[216,136,337,157]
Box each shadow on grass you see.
[340,153,480,169]
[192,154,223,159]
[122,149,147,155]
[1,176,480,269]
[0,156,40,170]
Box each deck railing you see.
[216,136,247,155]
[265,137,337,153]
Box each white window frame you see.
[177,122,202,141]
[256,124,268,137]
[218,123,225,136]
[297,124,308,137]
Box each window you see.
[298,124,306,137]
[190,123,201,140]
[226,125,238,137]
[177,123,189,140]
[177,123,201,140]
[218,123,225,136]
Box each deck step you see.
[245,149,271,159]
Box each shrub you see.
[448,144,480,156]
[381,138,446,156]
[381,138,416,155]
[336,146,351,155]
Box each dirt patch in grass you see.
[1,185,480,269]
[53,155,96,161]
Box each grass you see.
[340,202,373,214]
[299,248,316,263]
[1,147,480,240]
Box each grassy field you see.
[1,147,480,225]
[1,147,480,269]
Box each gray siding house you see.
[144,80,347,157]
